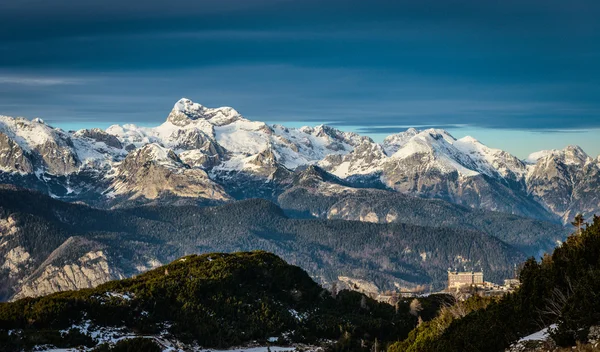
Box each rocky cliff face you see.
[0,132,33,173]
[12,248,124,300]
[527,146,600,223]
[106,143,230,205]
[278,166,568,257]
[0,116,81,175]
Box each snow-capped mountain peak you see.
[524,149,557,164]
[136,143,182,168]
[562,145,589,165]
[0,99,597,223]
[167,98,242,127]
[382,127,419,155]
[525,145,590,166]
[390,128,455,157]
[454,135,526,179]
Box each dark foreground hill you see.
[389,215,600,352]
[0,185,526,301]
[0,251,434,351]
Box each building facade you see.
[447,271,484,289]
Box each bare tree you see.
[571,213,585,235]
[409,298,423,316]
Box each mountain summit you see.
[167,98,243,127]
[0,98,598,222]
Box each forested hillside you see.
[0,251,444,351]
[389,215,600,352]
[279,166,569,257]
[0,185,526,301]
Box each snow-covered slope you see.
[0,97,597,222]
[323,128,526,181]
[106,143,230,204]
[382,127,418,155]
[106,98,370,174]
[0,116,125,176]
[526,145,599,223]
[453,136,526,180]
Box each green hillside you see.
[0,251,428,351]
[389,215,600,352]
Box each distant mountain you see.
[0,251,423,351]
[321,128,555,221]
[0,185,524,301]
[278,166,569,257]
[0,98,598,222]
[526,145,600,224]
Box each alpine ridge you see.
[0,98,597,222]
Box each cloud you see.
[0,1,598,138]
[356,125,467,134]
[0,76,83,86]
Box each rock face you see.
[527,146,600,223]
[12,248,124,301]
[73,128,123,149]
[278,166,568,257]
[0,116,81,174]
[107,143,230,204]
[0,98,597,221]
[0,132,33,173]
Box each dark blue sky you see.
[1,0,599,157]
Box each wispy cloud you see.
[0,76,82,86]
[356,125,468,134]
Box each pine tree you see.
[571,213,585,235]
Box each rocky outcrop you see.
[527,146,600,223]
[107,143,230,203]
[170,128,227,169]
[1,246,31,278]
[32,138,80,174]
[0,132,33,173]
[167,98,242,127]
[74,128,123,149]
[12,249,123,300]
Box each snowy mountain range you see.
[0,98,598,223]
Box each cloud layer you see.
[0,0,599,137]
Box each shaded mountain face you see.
[0,251,426,351]
[278,166,569,258]
[104,143,230,207]
[526,146,600,224]
[0,185,525,302]
[0,98,597,221]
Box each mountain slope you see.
[320,128,557,221]
[0,185,525,301]
[104,143,230,207]
[389,215,600,352]
[0,98,597,221]
[0,251,419,351]
[278,166,569,257]
[526,146,600,223]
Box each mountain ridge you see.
[0,184,528,302]
[0,98,598,222]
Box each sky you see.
[0,0,599,158]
